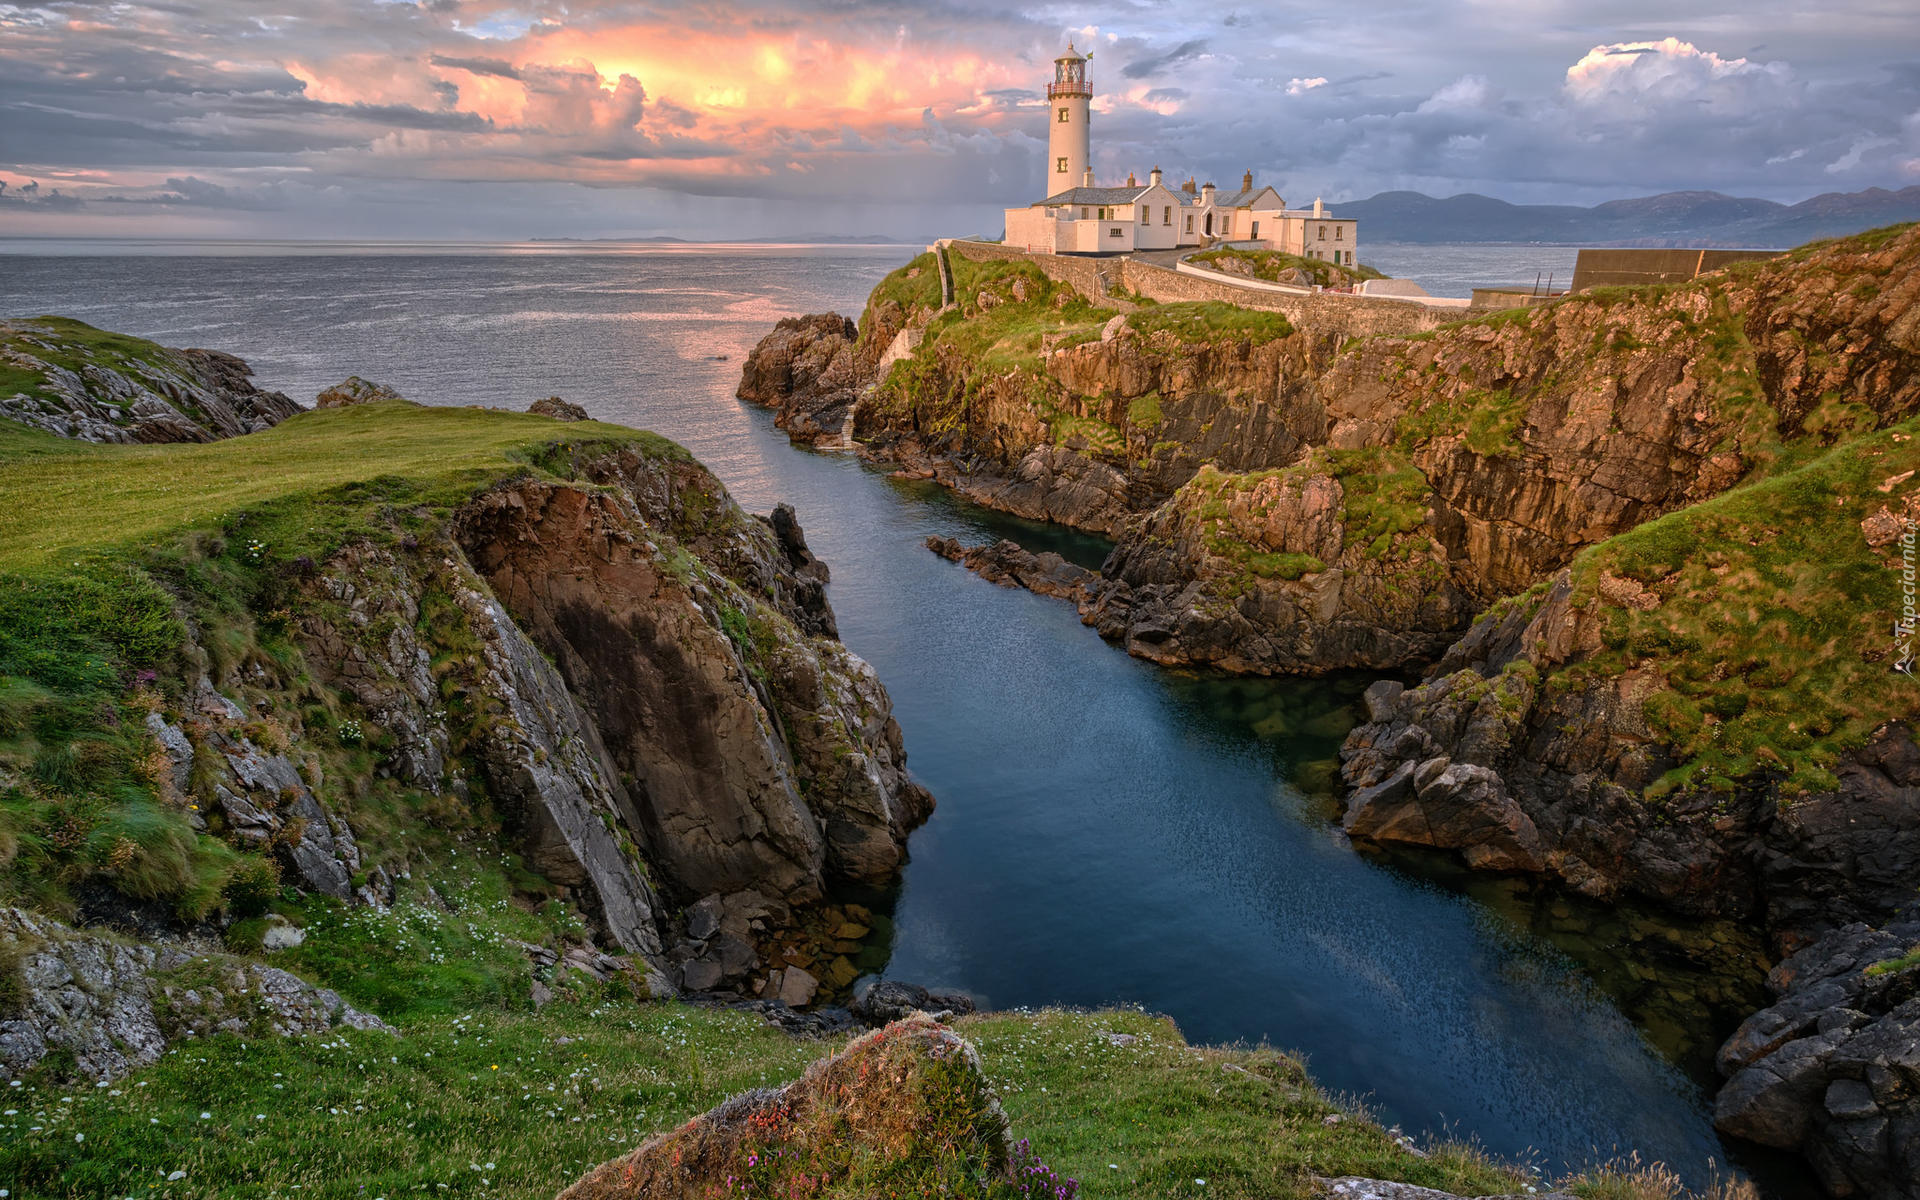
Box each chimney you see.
[1313,196,1324,217]
[1201,181,1216,205]
[1083,166,1095,187]
[1242,169,1253,193]
[1150,166,1163,187]
[1127,171,1137,187]
[1183,177,1196,195]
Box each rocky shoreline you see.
[737,228,1920,1198]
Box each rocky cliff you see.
[744,229,1918,679]
[1,316,302,442]
[0,366,933,1041]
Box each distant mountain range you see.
[1335,186,1920,247]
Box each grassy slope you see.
[1556,414,1920,796]
[0,401,681,571]
[0,994,1528,1200]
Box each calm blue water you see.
[0,246,1756,1189]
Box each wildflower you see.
[168,1172,186,1182]
[74,1133,84,1142]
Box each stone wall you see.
[1570,248,1784,292]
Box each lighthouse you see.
[1048,43,1092,188]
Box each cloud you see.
[0,1,1915,237]
[1122,39,1210,80]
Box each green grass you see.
[1187,249,1385,288]
[1553,415,1920,796]
[1,317,191,407]
[0,1001,1529,1200]
[0,402,683,571]
[1126,302,1295,344]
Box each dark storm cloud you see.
[1122,39,1210,79]
[429,54,522,79]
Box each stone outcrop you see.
[735,313,866,445]
[925,535,1098,603]
[529,395,590,421]
[557,1015,1010,1200]
[0,907,391,1083]
[1713,909,1920,1199]
[0,317,302,443]
[314,376,410,408]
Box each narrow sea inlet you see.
[0,244,1761,1187]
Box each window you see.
[1081,207,1090,218]
[1251,220,1259,238]
[1109,226,1124,238]
[1163,206,1172,225]
[1335,225,1343,240]
[1184,215,1193,232]
[1317,225,1327,240]
[1222,215,1232,235]
[1140,206,1148,224]
[1057,157,1068,174]
[1058,108,1070,122]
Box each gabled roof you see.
[1211,185,1285,210]
[1039,185,1152,207]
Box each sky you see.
[1,0,1917,240]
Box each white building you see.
[1002,45,1360,263]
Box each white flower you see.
[1195,1180,1206,1187]
[168,1171,186,1182]
[74,1133,84,1143]
[199,1112,211,1120]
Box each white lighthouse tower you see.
[1048,43,1092,188]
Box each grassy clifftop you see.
[0,401,683,570]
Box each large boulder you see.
[556,1015,1010,1199]
[314,375,410,408]
[1714,907,1920,1199]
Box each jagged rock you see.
[314,376,410,408]
[1714,907,1920,1199]
[557,1016,1009,1200]
[849,979,977,1026]
[734,313,865,444]
[529,396,590,421]
[0,319,301,444]
[0,907,391,1082]
[925,536,1099,603]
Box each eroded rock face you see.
[557,1015,1009,1200]
[297,540,668,960]
[529,396,590,421]
[1335,570,1920,934]
[1713,909,1920,1199]
[0,318,302,443]
[0,908,391,1083]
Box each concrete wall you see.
[1570,248,1783,292]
